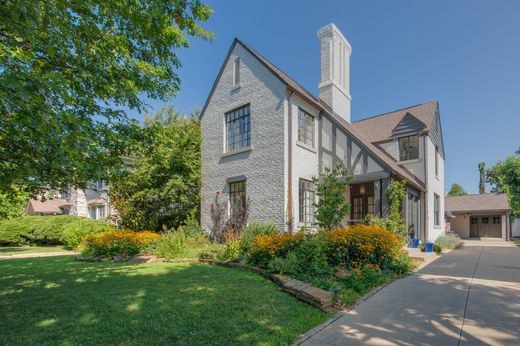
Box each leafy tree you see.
[479,162,486,194]
[0,186,30,220]
[447,183,468,197]
[312,162,350,230]
[109,106,201,231]
[0,0,213,196]
[487,151,520,217]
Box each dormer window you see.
[233,57,240,87]
[399,135,419,161]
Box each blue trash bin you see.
[410,238,419,248]
[425,242,434,252]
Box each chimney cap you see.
[317,23,351,50]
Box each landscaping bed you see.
[0,256,329,345]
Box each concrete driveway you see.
[299,239,520,346]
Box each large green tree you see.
[447,183,468,197]
[109,105,201,231]
[487,150,520,217]
[0,0,212,196]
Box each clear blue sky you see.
[129,0,520,194]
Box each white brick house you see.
[200,24,445,242]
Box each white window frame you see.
[299,178,316,224]
[297,108,315,148]
[434,193,440,226]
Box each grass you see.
[0,246,69,256]
[0,256,329,345]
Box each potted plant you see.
[419,240,425,252]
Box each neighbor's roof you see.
[27,198,68,214]
[87,198,107,205]
[208,38,426,191]
[445,193,511,213]
[353,102,438,143]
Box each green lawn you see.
[0,256,329,345]
[0,246,69,256]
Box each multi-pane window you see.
[481,217,489,224]
[299,179,315,224]
[98,206,106,220]
[298,108,314,147]
[492,216,501,224]
[229,180,246,212]
[399,135,419,161]
[352,197,363,220]
[434,193,440,226]
[226,105,251,152]
[233,57,240,87]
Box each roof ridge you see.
[353,101,438,123]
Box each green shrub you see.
[217,240,241,261]
[60,219,112,248]
[267,252,297,275]
[146,229,188,259]
[434,235,462,250]
[343,267,388,294]
[81,230,160,258]
[433,244,442,255]
[389,254,415,275]
[239,222,278,257]
[293,235,330,279]
[0,215,110,246]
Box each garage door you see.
[469,215,502,238]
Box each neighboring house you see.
[445,193,513,240]
[25,181,111,220]
[200,23,446,241]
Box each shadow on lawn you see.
[0,256,327,345]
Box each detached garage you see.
[445,193,512,240]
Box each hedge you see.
[0,215,111,247]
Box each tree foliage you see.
[487,151,520,217]
[109,105,201,231]
[312,162,350,230]
[447,183,468,197]
[478,162,486,194]
[0,186,30,220]
[0,0,213,195]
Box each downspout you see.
[287,90,294,233]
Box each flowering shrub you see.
[326,224,402,269]
[81,230,160,258]
[247,231,304,267]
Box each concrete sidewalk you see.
[298,240,520,346]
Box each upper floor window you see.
[233,57,240,87]
[89,181,106,190]
[226,104,251,152]
[434,193,440,226]
[299,179,316,224]
[399,135,419,161]
[298,108,314,147]
[435,146,439,177]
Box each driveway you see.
[299,239,520,346]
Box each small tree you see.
[447,183,468,197]
[226,197,251,239]
[386,179,407,240]
[210,192,227,242]
[479,162,486,194]
[487,151,520,217]
[312,162,351,230]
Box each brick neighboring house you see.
[25,181,111,220]
[200,23,446,241]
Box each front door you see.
[470,217,479,237]
[350,183,375,223]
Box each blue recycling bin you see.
[425,242,434,252]
[409,238,419,248]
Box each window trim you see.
[398,135,419,162]
[299,178,316,224]
[297,108,315,148]
[229,180,246,215]
[225,104,251,153]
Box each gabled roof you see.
[353,102,439,143]
[201,38,429,191]
[445,193,510,213]
[27,198,68,214]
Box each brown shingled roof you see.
[352,102,438,143]
[445,193,510,213]
[27,198,68,214]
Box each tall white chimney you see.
[317,23,352,122]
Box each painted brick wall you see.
[200,43,287,232]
